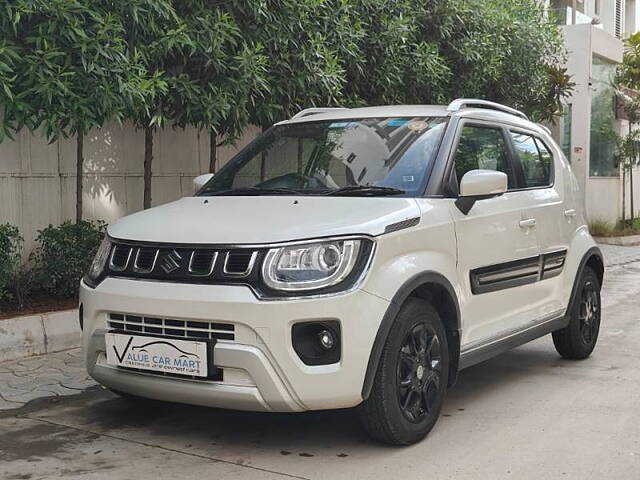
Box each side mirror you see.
[193,173,214,193]
[456,169,507,214]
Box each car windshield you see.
[198,117,447,197]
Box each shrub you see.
[588,219,613,237]
[31,220,107,298]
[0,224,23,303]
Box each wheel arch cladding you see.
[568,246,604,314]
[361,272,461,400]
[585,249,604,287]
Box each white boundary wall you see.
[0,123,260,252]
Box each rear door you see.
[448,121,547,349]
[507,130,569,317]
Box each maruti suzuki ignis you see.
[81,99,603,445]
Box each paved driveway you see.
[1,244,640,479]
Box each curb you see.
[0,309,81,363]
[595,235,640,247]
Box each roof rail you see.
[537,123,551,135]
[446,98,528,120]
[290,107,348,120]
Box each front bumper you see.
[80,278,389,412]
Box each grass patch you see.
[589,218,640,237]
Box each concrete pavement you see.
[1,244,640,479]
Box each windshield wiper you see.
[327,186,406,197]
[203,187,305,196]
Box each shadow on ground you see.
[5,340,572,455]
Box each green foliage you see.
[0,224,23,303]
[589,217,640,237]
[0,0,161,140]
[31,220,106,298]
[345,0,571,120]
[235,0,364,127]
[618,32,640,91]
[0,0,570,143]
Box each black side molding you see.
[470,250,567,295]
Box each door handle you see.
[519,218,537,228]
[564,209,577,217]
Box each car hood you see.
[108,196,421,244]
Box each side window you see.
[534,138,553,184]
[453,125,515,189]
[509,132,552,188]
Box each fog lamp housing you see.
[291,321,341,366]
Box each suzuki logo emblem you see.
[161,250,182,274]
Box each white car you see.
[81,99,603,445]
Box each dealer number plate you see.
[105,333,208,377]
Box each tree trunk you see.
[622,162,626,225]
[260,125,267,182]
[144,125,153,209]
[75,130,84,224]
[631,163,635,224]
[297,138,304,173]
[209,130,217,173]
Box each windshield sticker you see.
[407,121,429,132]
[328,122,357,129]
[387,119,409,127]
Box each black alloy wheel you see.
[397,323,442,423]
[553,266,601,360]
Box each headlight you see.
[262,239,363,291]
[87,236,111,282]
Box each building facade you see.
[544,0,640,224]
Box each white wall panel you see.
[0,178,22,226]
[28,130,58,174]
[20,177,62,252]
[586,177,621,223]
[150,176,183,208]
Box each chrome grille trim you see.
[188,250,218,276]
[108,313,235,341]
[109,245,132,272]
[223,251,258,277]
[132,248,159,274]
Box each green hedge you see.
[0,220,106,310]
[31,220,107,298]
[0,224,23,303]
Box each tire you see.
[358,298,450,445]
[552,266,601,360]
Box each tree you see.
[346,0,572,120]
[615,32,640,226]
[113,0,182,209]
[613,130,640,225]
[116,1,267,208]
[1,0,159,222]
[169,2,268,176]
[235,0,363,129]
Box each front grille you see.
[108,313,235,341]
[110,244,131,271]
[189,250,217,276]
[224,250,257,276]
[106,243,260,282]
[133,248,158,273]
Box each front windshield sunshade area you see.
[199,117,447,197]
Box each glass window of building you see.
[590,56,618,177]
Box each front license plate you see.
[105,333,208,377]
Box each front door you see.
[448,122,546,349]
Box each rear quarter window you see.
[509,132,553,188]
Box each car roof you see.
[278,104,549,137]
